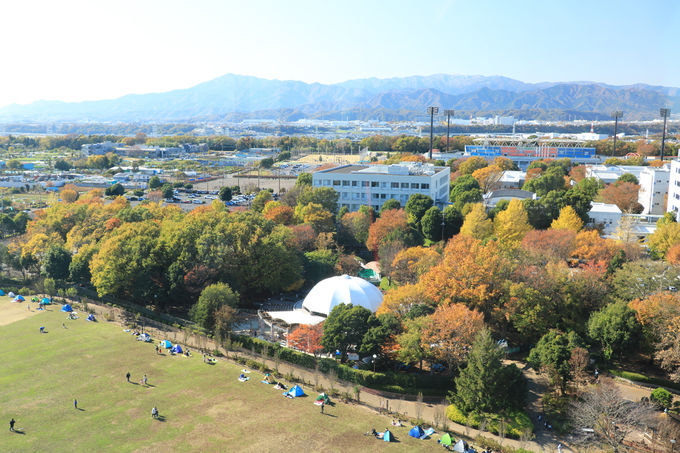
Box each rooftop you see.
[317,163,447,177]
[589,202,622,214]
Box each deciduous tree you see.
[459,203,493,240]
[550,206,583,232]
[494,199,531,244]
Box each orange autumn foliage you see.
[666,244,680,265]
[421,303,485,367]
[378,283,429,318]
[629,292,680,332]
[420,235,511,313]
[263,203,294,225]
[572,230,617,263]
[390,246,441,285]
[287,323,324,355]
[366,209,408,252]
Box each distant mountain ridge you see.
[0,73,677,122]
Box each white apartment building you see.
[638,166,670,215]
[312,163,450,212]
[588,202,622,235]
[666,160,680,217]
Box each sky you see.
[0,0,678,107]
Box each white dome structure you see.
[302,275,383,317]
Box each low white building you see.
[585,165,648,185]
[667,160,680,217]
[313,162,450,212]
[497,171,526,190]
[588,202,622,235]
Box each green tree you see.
[304,249,337,285]
[251,190,273,212]
[43,277,56,296]
[587,301,640,360]
[360,313,401,356]
[617,173,639,185]
[421,206,443,242]
[259,157,274,168]
[148,176,162,189]
[54,159,71,171]
[321,304,372,359]
[105,183,125,197]
[650,387,673,409]
[219,186,232,202]
[295,173,312,187]
[523,167,566,196]
[12,212,28,234]
[528,329,580,394]
[405,194,434,225]
[296,187,339,214]
[189,282,239,331]
[442,205,463,239]
[43,244,71,280]
[396,317,427,370]
[161,184,174,199]
[380,198,401,214]
[453,329,527,413]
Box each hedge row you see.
[446,404,533,440]
[609,369,680,392]
[232,334,450,394]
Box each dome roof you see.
[302,275,383,317]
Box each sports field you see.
[0,299,444,452]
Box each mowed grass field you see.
[0,300,443,452]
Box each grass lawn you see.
[0,300,443,452]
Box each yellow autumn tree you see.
[648,220,680,258]
[460,203,493,240]
[472,165,503,193]
[550,206,583,232]
[390,246,441,285]
[494,199,531,244]
[378,283,429,318]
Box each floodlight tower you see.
[660,108,671,161]
[611,111,623,156]
[427,106,439,159]
[444,109,455,153]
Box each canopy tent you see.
[14,295,25,302]
[453,439,468,453]
[440,433,453,447]
[8,291,15,297]
[286,385,305,398]
[409,426,425,439]
[61,304,73,312]
[0,289,5,296]
[160,340,172,348]
[383,429,393,442]
[138,333,152,342]
[41,297,50,304]
[315,393,331,404]
[172,344,183,354]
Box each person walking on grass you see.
[9,418,15,432]
[126,371,131,383]
[74,399,78,409]
[143,374,148,386]
[152,406,158,419]
[320,400,325,414]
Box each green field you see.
[0,300,444,452]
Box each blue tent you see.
[0,289,5,296]
[14,295,25,302]
[61,304,73,312]
[287,385,305,397]
[172,344,183,354]
[409,426,425,439]
[383,429,393,442]
[161,340,172,348]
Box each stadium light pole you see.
[611,111,623,157]
[660,108,671,161]
[427,106,439,159]
[444,109,455,153]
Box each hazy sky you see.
[1,0,678,107]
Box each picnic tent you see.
[453,439,468,453]
[172,344,183,354]
[160,340,172,348]
[61,304,73,312]
[315,393,331,405]
[14,295,25,302]
[41,297,50,305]
[138,333,151,342]
[8,291,15,297]
[287,385,305,398]
[409,426,425,439]
[0,289,5,296]
[383,429,393,442]
[440,433,453,447]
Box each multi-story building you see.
[312,163,450,212]
[666,160,680,217]
[638,166,670,215]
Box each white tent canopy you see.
[301,275,383,317]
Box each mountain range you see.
[0,73,677,123]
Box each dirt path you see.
[0,298,43,326]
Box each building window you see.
[371,181,379,188]
[362,181,369,187]
[372,193,379,200]
[351,181,358,187]
[333,180,341,186]
[411,183,419,189]
[391,182,399,188]
[421,183,430,189]
[380,194,387,199]
[342,180,350,186]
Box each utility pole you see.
[611,111,623,156]
[427,106,439,160]
[444,109,454,153]
[660,108,671,161]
